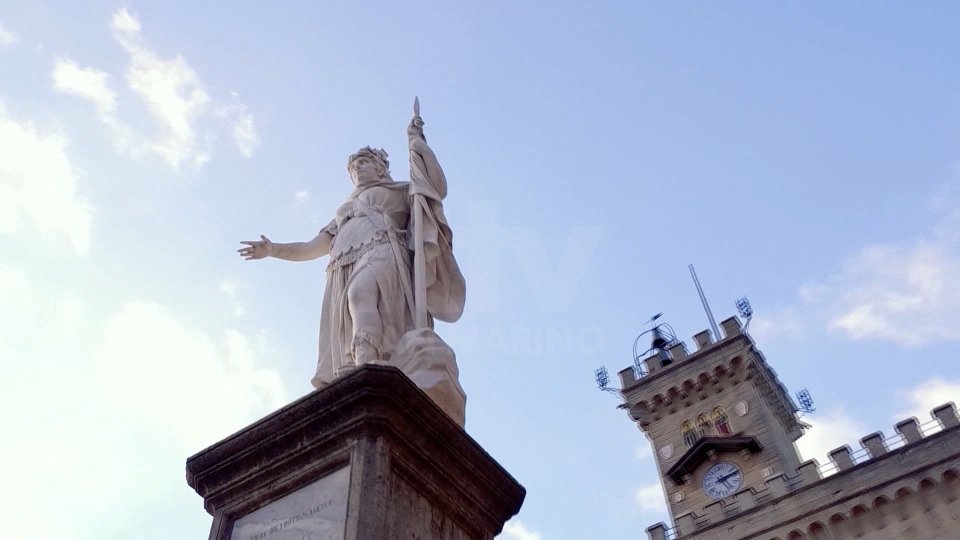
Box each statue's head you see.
[347,146,391,187]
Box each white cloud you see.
[53,58,117,116]
[0,268,96,539]
[109,8,261,167]
[896,377,960,423]
[52,9,258,169]
[749,307,806,345]
[96,302,287,446]
[294,190,310,205]
[0,22,18,46]
[111,7,141,35]
[794,408,867,465]
[498,520,543,540]
[220,278,246,317]
[759,182,960,348]
[232,109,258,157]
[634,482,667,513]
[0,102,93,254]
[111,10,211,168]
[826,241,960,346]
[0,267,288,539]
[216,93,259,158]
[820,183,960,347]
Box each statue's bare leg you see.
[346,265,383,367]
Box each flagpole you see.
[412,97,429,329]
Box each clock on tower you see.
[702,461,743,499]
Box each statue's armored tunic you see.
[313,182,414,387]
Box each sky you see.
[2,2,960,539]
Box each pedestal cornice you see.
[187,364,524,539]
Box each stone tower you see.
[620,316,960,540]
[619,316,803,527]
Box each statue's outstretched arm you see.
[238,232,332,262]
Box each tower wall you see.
[647,403,960,540]
[621,317,803,520]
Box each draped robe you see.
[310,167,465,388]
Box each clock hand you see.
[717,471,739,482]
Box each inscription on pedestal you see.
[231,465,351,540]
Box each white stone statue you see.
[239,100,467,424]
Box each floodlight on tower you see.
[736,296,753,332]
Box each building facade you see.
[618,316,960,539]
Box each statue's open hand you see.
[238,235,272,260]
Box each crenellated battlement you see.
[618,317,745,389]
[619,316,801,443]
[807,402,958,479]
[646,402,960,540]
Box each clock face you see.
[702,461,743,499]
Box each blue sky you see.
[3,3,960,539]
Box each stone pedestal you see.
[186,365,525,540]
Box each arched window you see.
[713,406,732,435]
[697,414,713,437]
[682,420,698,448]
